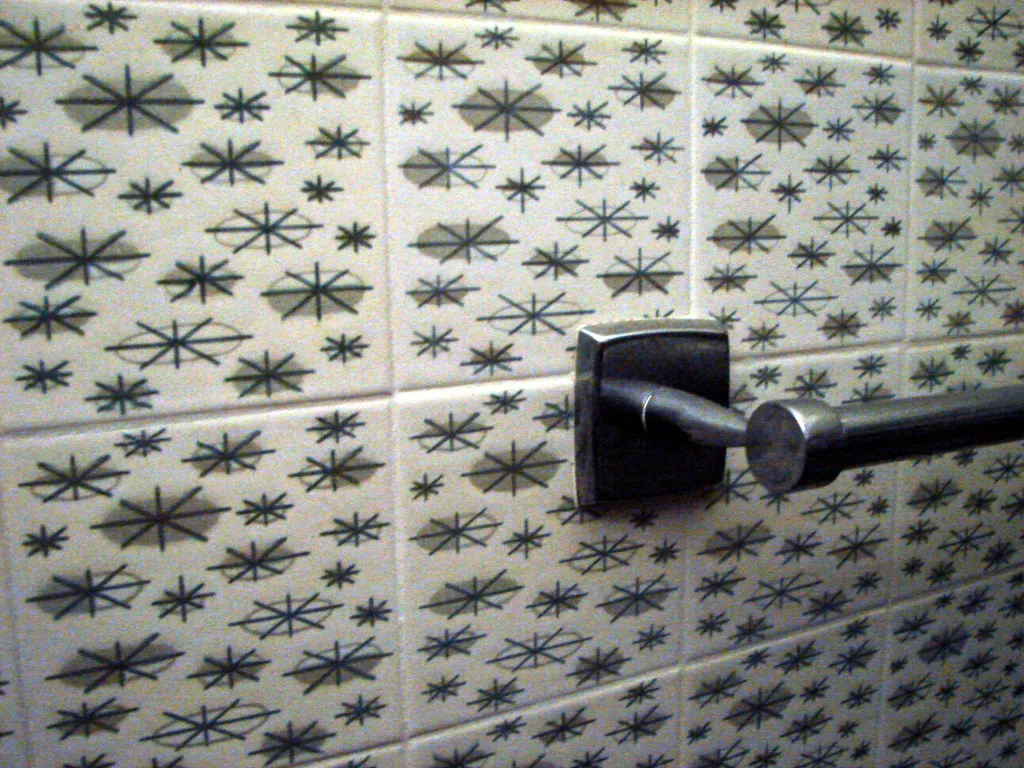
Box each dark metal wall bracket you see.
[575,319,1024,510]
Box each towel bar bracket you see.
[574,319,733,509]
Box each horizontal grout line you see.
[688,31,912,65]
[391,372,573,402]
[382,3,692,35]
[0,389,395,441]
[66,0,1024,78]
[7,327,1024,440]
[730,329,1024,364]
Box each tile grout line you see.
[0,490,33,766]
[377,8,415,750]
[7,323,1024,440]
[685,14,698,340]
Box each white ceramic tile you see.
[407,669,680,767]
[0,0,389,429]
[386,16,690,389]
[0,400,400,766]
[695,0,913,57]
[917,1,1024,71]
[686,348,901,659]
[908,67,1024,340]
[693,40,912,355]
[395,377,686,734]
[881,570,1024,768]
[682,612,886,768]
[890,338,1024,600]
[390,0,688,30]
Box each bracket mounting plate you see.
[574,319,731,509]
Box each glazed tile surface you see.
[881,571,1024,768]
[387,16,689,389]
[682,613,886,768]
[890,339,1024,600]
[0,1,389,430]
[686,348,900,659]
[396,378,685,734]
[0,401,399,767]
[917,1,1024,71]
[909,67,1024,340]
[695,0,913,57]
[390,0,688,30]
[1,2,1024,768]
[693,41,912,355]
[406,670,680,768]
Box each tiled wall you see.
[0,1,1022,766]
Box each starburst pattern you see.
[6,228,149,289]
[153,18,247,66]
[0,18,97,75]
[57,65,202,135]
[0,142,114,203]
[91,486,229,550]
[207,202,322,254]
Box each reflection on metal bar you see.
[745,386,1024,492]
[603,376,1024,493]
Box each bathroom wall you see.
[0,1,1022,766]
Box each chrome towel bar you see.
[575,319,1024,508]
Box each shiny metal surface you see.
[747,385,1024,492]
[745,400,842,492]
[601,379,748,448]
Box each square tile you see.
[0,1,389,430]
[386,16,690,389]
[390,0,689,30]
[694,0,913,57]
[890,338,1024,599]
[0,400,399,766]
[881,571,1024,768]
[395,377,686,734]
[692,40,912,355]
[917,2,1024,71]
[682,613,886,768]
[908,67,1024,340]
[407,669,680,767]
[686,348,901,659]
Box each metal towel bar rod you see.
[605,377,1024,493]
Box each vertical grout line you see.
[377,9,412,747]
[670,13,700,747]
[0,458,33,766]
[899,0,923,363]
[379,8,398,399]
[680,5,698,690]
[911,0,923,65]
[875,589,895,767]
[686,24,699,320]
